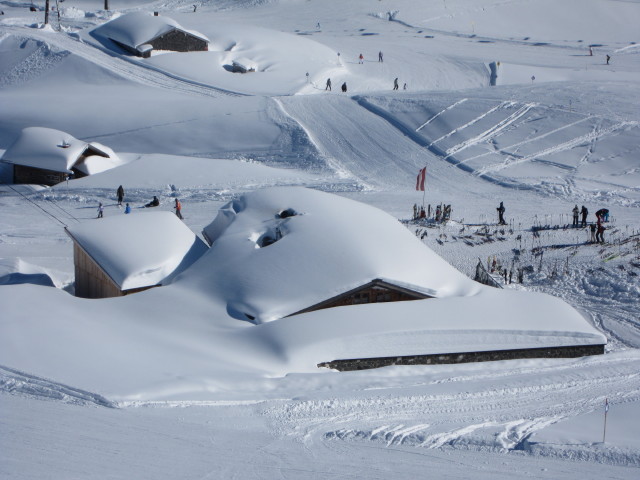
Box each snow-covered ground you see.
[1,0,639,478]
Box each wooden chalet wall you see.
[13,165,67,186]
[291,279,430,317]
[150,30,208,53]
[73,243,123,299]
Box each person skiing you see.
[116,185,124,206]
[145,196,160,208]
[412,203,417,220]
[497,201,506,225]
[124,203,131,214]
[341,82,347,92]
[378,51,383,62]
[572,205,579,226]
[358,53,364,64]
[325,78,331,91]
[393,77,399,90]
[403,83,407,90]
[174,198,183,220]
[97,202,104,218]
[606,54,610,65]
[580,205,588,227]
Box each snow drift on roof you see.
[195,187,483,323]
[67,211,208,290]
[1,127,88,173]
[93,12,209,50]
[0,127,120,174]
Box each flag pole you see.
[602,398,609,443]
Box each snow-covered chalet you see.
[93,12,209,58]
[1,127,120,186]
[66,211,208,299]
[185,187,606,369]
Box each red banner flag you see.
[416,167,426,191]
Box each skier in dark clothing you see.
[145,196,160,208]
[497,201,506,225]
[378,51,383,62]
[595,208,609,222]
[325,78,331,91]
[393,77,399,90]
[341,82,347,92]
[97,202,104,218]
[116,185,124,206]
[606,54,610,65]
[580,205,588,227]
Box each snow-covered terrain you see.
[1,0,639,478]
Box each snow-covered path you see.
[277,94,490,192]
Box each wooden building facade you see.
[11,144,109,187]
[72,242,156,299]
[290,279,431,317]
[111,29,208,58]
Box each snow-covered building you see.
[93,12,209,58]
[0,127,120,186]
[66,211,208,299]
[192,187,606,368]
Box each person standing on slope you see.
[97,202,104,219]
[580,205,588,227]
[497,201,506,225]
[116,185,124,206]
[378,51,383,62]
[393,77,399,90]
[572,205,579,226]
[358,53,364,64]
[174,198,183,220]
[325,78,331,91]
[341,82,347,92]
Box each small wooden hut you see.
[66,211,208,299]
[94,12,209,58]
[1,127,119,186]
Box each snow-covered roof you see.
[0,127,119,174]
[93,12,209,51]
[196,187,484,323]
[66,211,208,291]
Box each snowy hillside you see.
[1,0,639,478]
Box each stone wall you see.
[318,344,605,371]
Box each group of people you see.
[412,203,452,223]
[96,185,183,219]
[325,78,347,92]
[571,205,589,227]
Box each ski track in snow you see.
[258,352,640,467]
[476,121,637,176]
[0,365,117,408]
[445,103,536,158]
[2,27,245,98]
[416,98,468,132]
[427,100,512,148]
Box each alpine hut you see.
[1,127,120,186]
[93,12,209,58]
[66,211,208,299]
[189,187,605,369]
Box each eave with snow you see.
[192,187,605,368]
[93,12,209,58]
[65,211,208,299]
[0,127,120,186]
